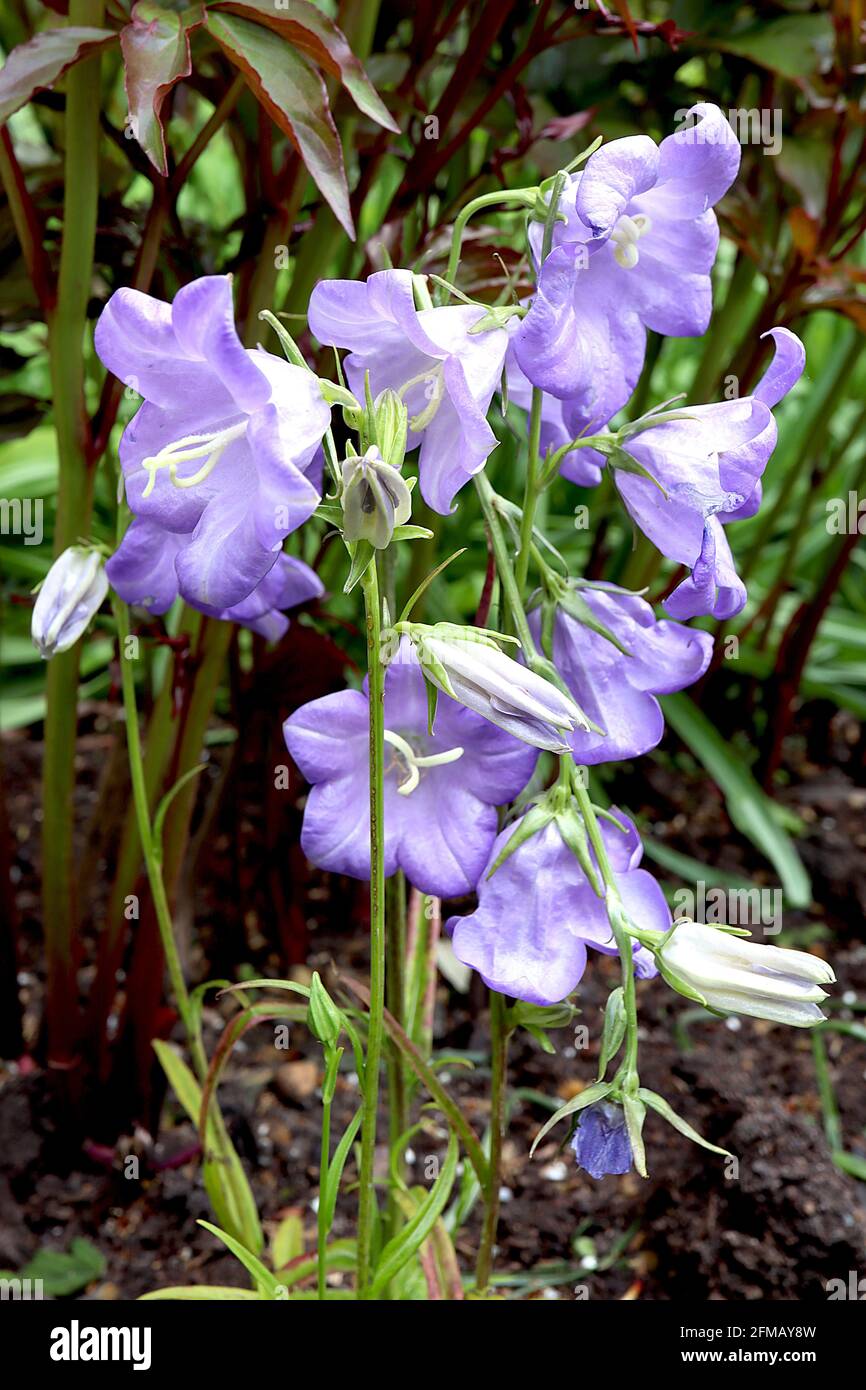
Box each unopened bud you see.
[341,445,412,550]
[306,972,342,1048]
[31,546,108,659]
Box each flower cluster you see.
[43,102,834,1199]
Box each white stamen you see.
[383,728,464,796]
[610,213,652,270]
[140,420,247,498]
[398,364,445,432]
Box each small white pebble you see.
[310,1196,319,1214]
[725,1016,742,1032]
[404,1148,416,1165]
[498,1186,513,1203]
[540,1161,568,1182]
[843,990,857,1006]
[541,1287,561,1300]
[580,1253,598,1271]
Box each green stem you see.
[318,1088,333,1299]
[443,189,537,296]
[573,778,638,1075]
[356,561,386,1298]
[473,473,537,655]
[475,989,509,1294]
[42,0,105,1065]
[385,870,409,1234]
[112,596,207,1082]
[515,389,542,593]
[514,173,566,593]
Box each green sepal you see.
[609,444,669,499]
[467,303,526,335]
[554,806,602,896]
[622,1092,648,1179]
[530,1080,613,1156]
[257,310,308,371]
[656,957,710,1008]
[639,1087,733,1159]
[557,585,633,656]
[343,540,375,594]
[426,678,439,735]
[487,802,555,879]
[319,380,360,411]
[307,971,343,1048]
[507,1000,577,1053]
[392,524,433,542]
[597,986,626,1081]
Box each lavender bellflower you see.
[283,639,538,899]
[514,103,741,433]
[96,274,330,613]
[308,269,508,514]
[448,809,668,1006]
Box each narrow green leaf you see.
[197,1220,282,1298]
[321,1107,363,1233]
[343,539,375,593]
[140,1286,266,1301]
[369,1133,459,1298]
[639,1087,733,1159]
[530,1081,612,1156]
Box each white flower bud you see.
[31,546,108,659]
[658,921,834,1027]
[415,627,585,752]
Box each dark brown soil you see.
[2,699,865,1301]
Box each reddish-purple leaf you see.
[120,2,205,176]
[205,10,353,237]
[209,0,398,133]
[0,27,117,125]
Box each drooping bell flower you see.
[529,583,713,763]
[513,103,741,432]
[106,518,323,642]
[561,328,805,619]
[658,921,835,1027]
[95,275,331,612]
[448,809,667,1006]
[619,328,803,618]
[283,639,537,899]
[31,546,108,658]
[571,1102,633,1180]
[308,269,509,514]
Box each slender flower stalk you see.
[317,1092,332,1301]
[356,561,387,1298]
[572,778,640,1080]
[515,172,567,593]
[111,595,207,1082]
[475,989,510,1294]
